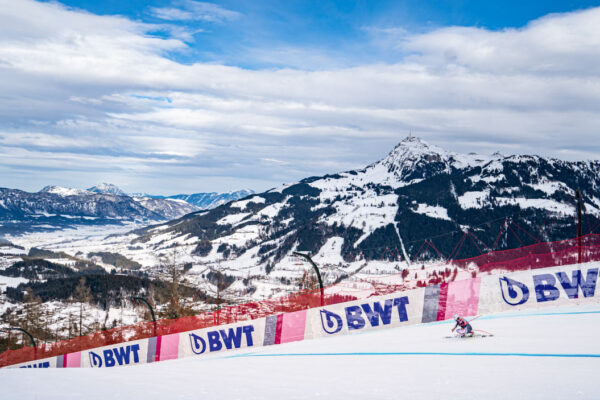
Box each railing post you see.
[293,252,324,307]
[577,189,583,263]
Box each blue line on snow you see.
[218,309,600,360]
[424,310,600,326]
[477,310,600,320]
[228,352,600,359]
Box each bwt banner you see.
[5,262,599,368]
[479,262,600,314]
[181,319,267,359]
[305,288,425,339]
[82,338,149,368]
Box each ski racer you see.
[451,314,473,337]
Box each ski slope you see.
[2,304,600,400]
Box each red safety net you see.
[2,234,600,368]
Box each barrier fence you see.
[2,234,600,368]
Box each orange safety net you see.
[2,234,600,368]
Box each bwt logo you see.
[189,325,255,355]
[500,268,598,306]
[20,361,50,368]
[499,277,530,306]
[320,296,410,334]
[89,344,141,368]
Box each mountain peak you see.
[87,183,126,196]
[379,136,449,170]
[393,135,444,155]
[39,185,89,197]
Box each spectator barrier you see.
[7,258,600,368]
[3,234,600,368]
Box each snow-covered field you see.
[2,303,599,400]
[2,222,461,303]
[0,275,28,290]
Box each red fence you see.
[2,234,600,368]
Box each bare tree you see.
[73,277,92,337]
[0,307,21,351]
[297,270,320,291]
[158,248,191,319]
[214,269,226,310]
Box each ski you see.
[444,332,494,339]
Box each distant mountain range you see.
[0,184,254,234]
[150,190,254,210]
[87,183,126,196]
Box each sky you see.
[1,0,599,195]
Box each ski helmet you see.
[453,314,459,321]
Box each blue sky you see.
[42,0,600,68]
[1,1,600,195]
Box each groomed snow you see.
[2,304,599,400]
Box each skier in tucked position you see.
[451,314,473,337]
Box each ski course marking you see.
[225,351,600,359]
[404,309,600,327]
[217,307,600,361]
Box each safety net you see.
[2,233,600,368]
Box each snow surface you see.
[0,275,28,291]
[87,183,126,196]
[527,180,573,196]
[231,196,266,210]
[413,203,451,221]
[317,193,398,248]
[1,304,598,399]
[217,212,251,226]
[458,190,491,209]
[39,186,90,197]
[0,247,26,256]
[501,197,574,214]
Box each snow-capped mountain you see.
[87,183,127,196]
[40,186,91,197]
[108,137,599,275]
[0,185,199,234]
[132,196,198,221]
[157,190,255,210]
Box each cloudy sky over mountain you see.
[1,0,599,194]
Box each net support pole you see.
[293,252,324,307]
[3,327,37,359]
[577,189,583,263]
[132,297,157,337]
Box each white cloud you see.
[402,8,600,76]
[150,1,241,22]
[0,1,599,194]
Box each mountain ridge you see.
[122,136,600,272]
[0,184,256,235]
